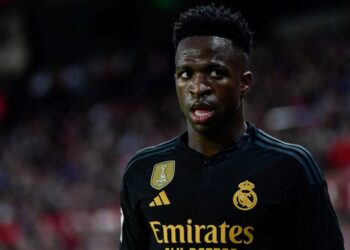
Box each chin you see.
[190,122,220,137]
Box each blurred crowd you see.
[0,95,181,250]
[0,7,350,250]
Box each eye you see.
[209,70,224,79]
[177,70,192,81]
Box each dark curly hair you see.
[173,4,253,55]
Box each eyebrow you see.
[176,61,227,71]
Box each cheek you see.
[216,84,240,100]
[216,85,242,111]
[175,85,187,113]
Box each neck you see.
[187,117,247,157]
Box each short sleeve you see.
[119,175,149,250]
[290,166,344,250]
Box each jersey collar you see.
[176,121,257,158]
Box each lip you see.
[189,102,215,124]
[190,101,215,111]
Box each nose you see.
[189,73,212,97]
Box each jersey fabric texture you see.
[120,122,344,250]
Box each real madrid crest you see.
[233,180,258,211]
[150,160,175,190]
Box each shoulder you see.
[254,128,324,185]
[123,136,179,176]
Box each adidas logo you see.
[149,191,171,207]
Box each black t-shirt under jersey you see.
[120,123,344,250]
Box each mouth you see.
[189,103,215,124]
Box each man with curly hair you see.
[120,4,344,250]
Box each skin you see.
[175,36,252,156]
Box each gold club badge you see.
[233,180,258,211]
[150,161,175,190]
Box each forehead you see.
[175,36,235,66]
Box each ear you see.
[240,71,253,97]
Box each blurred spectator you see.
[327,137,350,170]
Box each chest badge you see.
[151,160,175,190]
[233,180,258,211]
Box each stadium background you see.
[0,0,349,249]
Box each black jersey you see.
[120,123,344,250]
